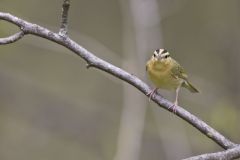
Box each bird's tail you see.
[183,81,199,93]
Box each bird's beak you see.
[156,55,162,61]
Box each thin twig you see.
[183,145,240,160]
[59,0,70,36]
[0,31,24,44]
[0,12,239,159]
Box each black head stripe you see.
[155,49,160,53]
[162,49,168,54]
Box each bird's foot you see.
[168,103,178,114]
[146,88,158,101]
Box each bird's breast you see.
[146,60,182,90]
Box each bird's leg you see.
[168,86,180,114]
[146,88,158,101]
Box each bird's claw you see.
[146,88,158,101]
[168,103,178,114]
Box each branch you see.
[0,12,239,157]
[184,145,240,160]
[0,31,24,44]
[59,0,70,36]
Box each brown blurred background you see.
[0,0,240,160]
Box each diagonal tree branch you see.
[0,11,239,159]
[184,145,240,160]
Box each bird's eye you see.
[164,55,169,58]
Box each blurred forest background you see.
[0,0,240,160]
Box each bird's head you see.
[152,49,170,62]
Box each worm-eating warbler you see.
[146,49,199,113]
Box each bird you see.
[146,49,199,113]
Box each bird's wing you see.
[170,62,188,81]
[171,60,199,93]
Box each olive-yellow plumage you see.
[146,49,199,113]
